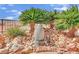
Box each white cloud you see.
[8,4,14,6]
[0,7,7,10]
[50,4,55,7]
[50,4,68,11]
[11,10,22,15]
[11,10,18,12]
[61,7,68,10]
[10,10,22,15]
[54,8,60,10]
[5,16,14,19]
[6,9,19,13]
[17,11,22,15]
[6,9,22,16]
[54,6,68,11]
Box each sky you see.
[0,4,79,20]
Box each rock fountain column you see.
[33,24,44,47]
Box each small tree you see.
[54,5,79,30]
[19,8,51,47]
[53,5,79,37]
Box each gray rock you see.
[9,43,24,52]
[75,29,79,37]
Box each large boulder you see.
[9,43,24,53]
[6,36,25,53]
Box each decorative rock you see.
[4,37,12,44]
[0,35,5,48]
[66,43,79,52]
[35,46,57,52]
[33,24,44,47]
[76,43,79,49]
[9,43,24,53]
[0,44,3,49]
[62,28,76,38]
[75,29,79,37]
[12,36,27,46]
[0,35,5,44]
[0,47,9,54]
[72,37,79,43]
[13,36,23,44]
[57,48,68,54]
[58,35,66,48]
[7,36,25,53]
[21,48,33,54]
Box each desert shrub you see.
[56,23,68,30]
[5,27,26,38]
[54,5,79,30]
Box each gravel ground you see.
[31,52,79,54]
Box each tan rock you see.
[75,29,79,37]
[0,47,9,54]
[66,43,79,52]
[13,36,23,44]
[21,48,33,54]
[0,36,4,43]
[35,46,57,52]
[0,35,5,48]
[72,37,79,43]
[62,28,76,38]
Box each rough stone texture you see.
[0,47,9,54]
[9,43,24,52]
[35,46,57,53]
[66,43,79,52]
[0,35,5,49]
[75,29,79,37]
[0,26,79,54]
[33,24,44,47]
[21,48,33,54]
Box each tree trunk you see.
[49,22,54,29]
[33,24,44,47]
[29,22,35,37]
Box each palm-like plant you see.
[19,8,51,47]
[54,5,79,30]
[20,8,50,28]
[53,5,79,37]
[19,8,51,24]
